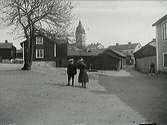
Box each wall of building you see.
[32,35,67,63]
[0,48,16,60]
[91,55,124,70]
[76,33,85,48]
[135,56,156,73]
[156,20,167,72]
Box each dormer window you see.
[36,36,43,44]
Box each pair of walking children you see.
[67,58,89,88]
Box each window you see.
[36,49,44,58]
[162,22,167,40]
[163,52,167,68]
[36,36,43,44]
[54,43,56,57]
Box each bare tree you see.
[0,0,74,70]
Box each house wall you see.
[91,55,122,70]
[0,48,16,60]
[156,19,167,72]
[33,36,54,61]
[135,56,156,73]
[67,55,124,70]
[32,35,67,67]
[21,35,67,67]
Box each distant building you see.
[92,48,126,70]
[134,39,156,73]
[75,21,86,49]
[152,15,167,72]
[0,40,16,62]
[21,34,68,67]
[67,20,126,70]
[67,46,126,70]
[20,20,126,70]
[86,43,104,51]
[109,42,142,65]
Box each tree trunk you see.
[22,39,33,70]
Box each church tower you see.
[75,21,86,48]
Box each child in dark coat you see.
[67,59,77,86]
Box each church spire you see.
[76,20,85,34]
[75,20,86,48]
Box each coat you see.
[67,63,77,76]
[78,62,89,83]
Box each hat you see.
[68,58,74,62]
[78,58,84,62]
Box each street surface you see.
[0,64,166,125]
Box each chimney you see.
[5,40,8,43]
[152,38,156,42]
[128,42,131,45]
[116,43,119,46]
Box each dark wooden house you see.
[134,39,156,73]
[21,34,68,67]
[91,48,126,70]
[0,40,16,62]
[68,45,126,70]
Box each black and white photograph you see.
[0,0,167,125]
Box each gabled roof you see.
[109,43,139,51]
[134,39,156,58]
[67,45,104,56]
[0,42,14,49]
[152,15,167,26]
[67,44,125,58]
[107,48,126,58]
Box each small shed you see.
[91,48,126,70]
[68,45,126,70]
[134,39,156,73]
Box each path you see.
[0,64,166,125]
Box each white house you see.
[153,15,167,72]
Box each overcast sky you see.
[0,0,167,48]
[73,0,167,47]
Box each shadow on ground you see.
[46,82,86,89]
[95,68,167,125]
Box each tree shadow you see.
[46,82,86,89]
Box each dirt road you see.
[0,64,166,125]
